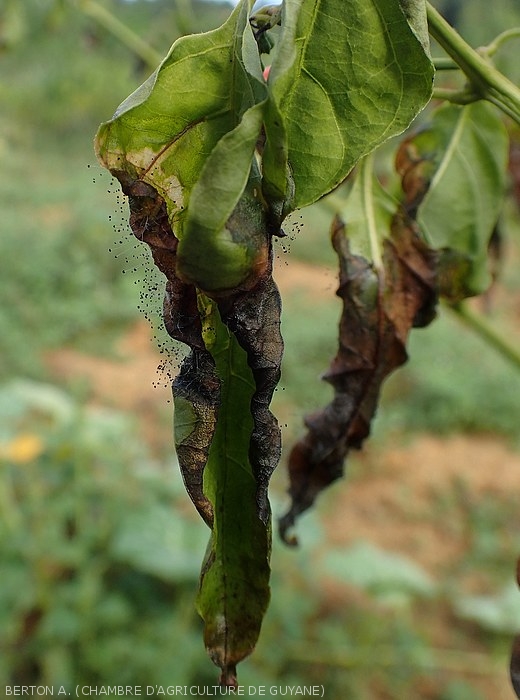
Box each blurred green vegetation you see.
[2,0,520,697]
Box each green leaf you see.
[95,0,264,241]
[195,296,271,685]
[398,0,430,52]
[454,582,520,633]
[401,102,509,297]
[111,504,209,583]
[324,541,436,599]
[264,0,434,209]
[178,104,268,292]
[338,155,400,266]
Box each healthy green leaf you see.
[398,0,430,52]
[196,295,271,686]
[263,0,434,209]
[397,102,509,297]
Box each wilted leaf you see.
[101,103,283,680]
[95,0,272,296]
[279,214,437,543]
[195,297,271,687]
[263,0,434,209]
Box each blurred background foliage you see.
[1,0,520,697]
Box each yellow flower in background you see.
[0,434,44,463]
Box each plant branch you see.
[432,87,480,105]
[78,0,162,71]
[485,27,520,57]
[426,2,520,125]
[433,57,459,71]
[448,302,520,372]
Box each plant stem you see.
[426,2,520,125]
[433,57,459,71]
[78,0,162,71]
[486,27,520,57]
[448,302,520,372]
[432,87,479,105]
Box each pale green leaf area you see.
[196,297,271,675]
[266,0,434,209]
[455,582,520,633]
[324,541,436,600]
[111,503,210,582]
[418,102,509,295]
[339,155,400,265]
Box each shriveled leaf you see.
[219,270,284,522]
[279,215,437,543]
[264,0,434,209]
[396,102,509,298]
[196,296,271,687]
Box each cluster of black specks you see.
[273,211,304,264]
[89,163,186,400]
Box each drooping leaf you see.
[396,102,509,298]
[263,0,434,210]
[178,109,269,292]
[114,151,283,684]
[95,0,272,295]
[195,296,271,687]
[279,214,437,543]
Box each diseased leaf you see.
[396,102,509,298]
[279,214,437,543]
[95,0,272,296]
[119,173,283,683]
[263,0,434,209]
[178,105,268,292]
[196,296,271,687]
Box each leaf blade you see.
[265,0,434,209]
[196,296,271,685]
